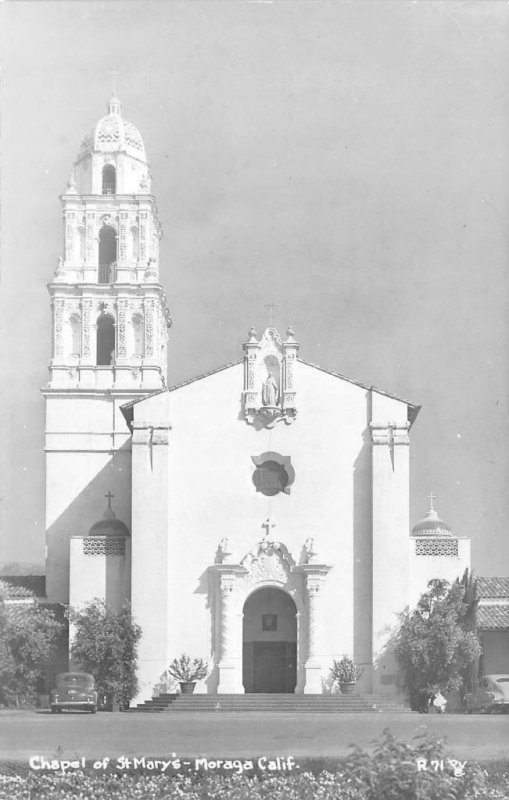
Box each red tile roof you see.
[0,579,35,599]
[477,606,509,630]
[0,576,46,598]
[477,577,509,599]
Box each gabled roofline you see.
[120,356,420,430]
[120,361,243,430]
[298,358,421,426]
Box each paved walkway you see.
[1,711,508,763]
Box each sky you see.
[1,1,508,576]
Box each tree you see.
[0,588,63,707]
[67,600,142,709]
[393,572,481,711]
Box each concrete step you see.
[132,692,412,714]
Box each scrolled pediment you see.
[240,539,296,589]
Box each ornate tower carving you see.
[47,94,171,391]
[43,96,171,605]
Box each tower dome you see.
[89,493,130,537]
[79,94,146,162]
[411,493,452,537]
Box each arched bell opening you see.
[242,587,297,693]
[96,313,115,366]
[102,164,116,195]
[98,225,116,283]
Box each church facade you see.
[43,98,473,704]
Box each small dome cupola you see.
[78,95,147,162]
[108,93,122,116]
[411,492,452,537]
[70,94,151,196]
[89,492,130,537]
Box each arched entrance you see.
[242,587,297,693]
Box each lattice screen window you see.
[83,538,125,556]
[415,539,458,557]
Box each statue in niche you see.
[262,373,279,407]
[218,537,233,564]
[303,537,318,564]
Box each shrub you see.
[393,575,482,711]
[330,655,362,684]
[0,588,63,707]
[167,654,208,683]
[67,600,141,709]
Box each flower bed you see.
[0,730,508,800]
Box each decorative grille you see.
[83,538,125,556]
[415,539,458,557]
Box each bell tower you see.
[43,95,171,603]
[47,93,170,390]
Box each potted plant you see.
[331,655,362,694]
[167,654,208,695]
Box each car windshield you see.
[495,677,509,683]
[57,673,94,688]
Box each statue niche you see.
[262,358,280,407]
[242,326,298,428]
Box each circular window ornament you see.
[251,452,295,496]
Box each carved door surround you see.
[209,535,331,694]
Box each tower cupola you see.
[411,493,453,537]
[108,93,122,116]
[74,94,148,195]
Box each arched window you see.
[96,314,115,365]
[70,314,81,356]
[102,165,116,195]
[130,226,139,261]
[132,314,144,357]
[98,225,116,283]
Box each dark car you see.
[465,675,509,714]
[50,672,98,713]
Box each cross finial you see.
[110,68,119,96]
[427,491,436,511]
[261,517,276,539]
[105,491,114,511]
[264,301,278,327]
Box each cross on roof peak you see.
[427,491,437,511]
[264,301,278,327]
[110,68,119,96]
[105,491,114,510]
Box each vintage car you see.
[465,674,509,714]
[50,672,98,713]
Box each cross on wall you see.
[261,517,276,539]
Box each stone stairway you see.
[132,693,413,713]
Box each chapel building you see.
[43,97,476,704]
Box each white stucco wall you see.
[129,360,412,700]
[45,393,133,603]
[408,537,471,609]
[69,536,131,610]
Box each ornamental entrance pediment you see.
[208,522,332,694]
